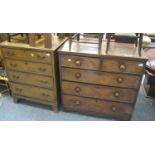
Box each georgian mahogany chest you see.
[0,36,67,111]
[58,40,147,120]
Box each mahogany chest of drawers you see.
[58,41,147,120]
[0,36,67,111]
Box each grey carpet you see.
[0,86,155,121]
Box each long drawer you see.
[62,81,137,103]
[63,95,133,120]
[10,83,55,102]
[61,67,140,89]
[60,54,144,75]
[8,71,54,89]
[2,48,52,64]
[5,59,53,76]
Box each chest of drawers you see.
[58,41,147,120]
[0,36,67,111]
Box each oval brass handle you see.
[42,93,50,97]
[7,51,15,56]
[75,60,81,66]
[112,106,117,112]
[119,64,126,71]
[15,88,22,92]
[10,63,17,68]
[38,67,47,72]
[75,87,81,93]
[117,77,123,83]
[75,100,80,105]
[114,91,120,98]
[40,80,48,84]
[13,75,20,79]
[75,72,81,78]
[37,55,46,59]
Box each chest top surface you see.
[0,36,67,52]
[59,39,148,61]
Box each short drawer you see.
[8,71,54,89]
[5,59,53,76]
[63,95,133,120]
[2,48,52,64]
[61,67,140,89]
[62,81,137,104]
[10,83,55,102]
[60,54,144,75]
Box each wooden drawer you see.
[63,95,133,120]
[10,83,55,102]
[62,81,137,104]
[2,48,52,64]
[60,54,144,75]
[5,59,53,76]
[61,67,140,89]
[8,71,54,89]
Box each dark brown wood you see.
[29,33,36,46]
[44,33,52,48]
[58,39,147,120]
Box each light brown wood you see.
[10,82,56,102]
[5,59,53,76]
[62,81,137,104]
[61,67,140,88]
[2,48,52,64]
[8,71,54,89]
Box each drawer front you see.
[61,67,140,88]
[63,95,133,120]
[2,48,52,64]
[62,81,137,103]
[10,83,55,102]
[60,55,144,74]
[8,71,54,89]
[5,59,53,76]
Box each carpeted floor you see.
[0,85,155,121]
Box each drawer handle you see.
[13,75,20,79]
[114,91,120,98]
[75,87,81,93]
[7,51,15,56]
[75,60,82,66]
[37,55,46,60]
[42,93,50,97]
[75,100,80,105]
[75,72,81,78]
[112,106,117,112]
[15,88,23,92]
[10,63,17,68]
[117,77,123,83]
[40,80,48,84]
[119,64,126,71]
[38,67,47,72]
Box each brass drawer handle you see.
[10,63,17,68]
[75,60,82,66]
[37,55,46,60]
[12,75,20,79]
[117,77,123,83]
[114,91,120,98]
[112,106,117,112]
[15,88,23,92]
[38,67,47,72]
[119,64,126,71]
[40,80,48,84]
[75,87,81,93]
[75,100,80,105]
[7,51,15,56]
[75,72,81,78]
[42,93,50,97]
